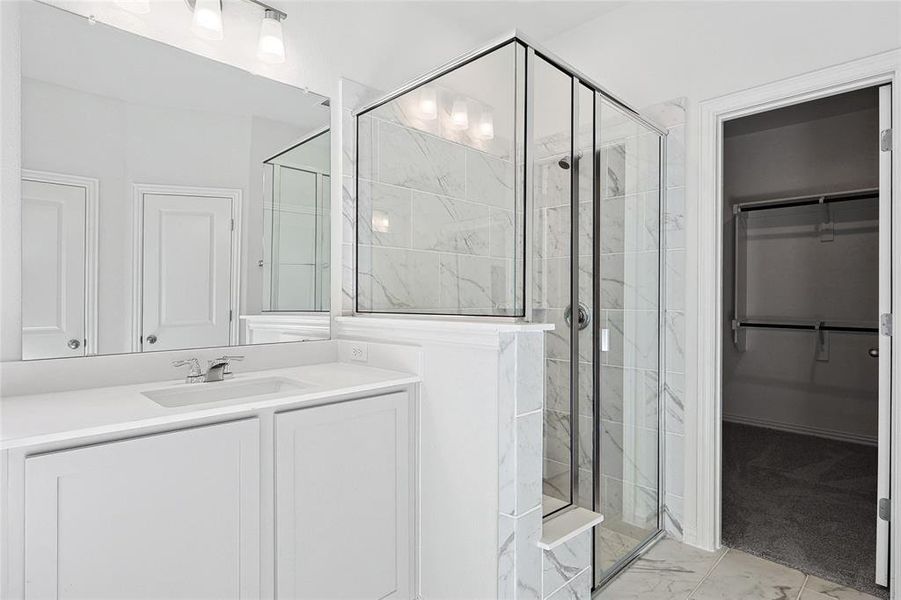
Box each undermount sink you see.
[143,377,308,408]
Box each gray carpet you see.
[722,422,888,599]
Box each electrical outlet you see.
[349,342,368,362]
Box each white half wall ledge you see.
[538,507,604,551]
[334,316,554,349]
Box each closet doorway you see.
[720,85,891,597]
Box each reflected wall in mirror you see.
[17,1,330,360]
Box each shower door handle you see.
[869,348,879,358]
[564,302,591,331]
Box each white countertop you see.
[1,362,419,450]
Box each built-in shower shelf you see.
[538,507,604,550]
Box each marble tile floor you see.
[597,538,884,600]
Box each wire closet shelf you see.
[732,187,879,338]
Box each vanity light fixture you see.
[191,0,224,41]
[115,0,151,14]
[257,8,286,64]
[476,110,495,140]
[419,88,438,120]
[450,98,469,130]
[184,0,288,64]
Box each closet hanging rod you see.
[733,319,878,334]
[734,187,879,214]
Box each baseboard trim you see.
[722,413,877,446]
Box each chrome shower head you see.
[557,151,583,170]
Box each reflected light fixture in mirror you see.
[115,0,151,15]
[257,9,286,64]
[419,89,438,120]
[372,210,391,234]
[191,0,224,40]
[477,110,494,140]
[450,98,469,129]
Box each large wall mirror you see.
[15,1,331,361]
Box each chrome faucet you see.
[172,355,244,383]
[204,355,245,382]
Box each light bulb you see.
[450,99,469,130]
[257,9,286,64]
[419,88,437,120]
[115,0,150,14]
[192,0,223,41]
[477,111,494,140]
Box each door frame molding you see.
[690,47,900,586]
[21,169,100,356]
[131,183,243,352]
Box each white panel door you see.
[275,393,413,600]
[142,192,232,352]
[24,419,260,599]
[876,83,893,588]
[21,179,86,360]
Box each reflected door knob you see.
[67,338,81,350]
[146,334,158,345]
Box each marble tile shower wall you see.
[498,331,547,600]
[662,115,686,541]
[340,78,383,315]
[355,107,520,315]
[594,118,663,546]
[532,127,593,510]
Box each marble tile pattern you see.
[542,531,591,599]
[498,331,546,600]
[340,78,385,315]
[661,115,686,541]
[597,538,882,600]
[356,104,521,315]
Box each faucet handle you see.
[172,358,203,382]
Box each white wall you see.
[722,90,880,443]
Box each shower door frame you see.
[521,41,670,589]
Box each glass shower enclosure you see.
[355,35,665,590]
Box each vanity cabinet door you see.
[24,419,260,600]
[275,392,413,600]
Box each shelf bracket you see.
[818,196,834,242]
[815,321,829,362]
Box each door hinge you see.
[229,309,234,322]
[881,313,893,336]
[881,129,893,152]
[879,497,891,521]
[231,218,235,231]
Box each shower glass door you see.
[592,96,664,586]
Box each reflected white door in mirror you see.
[133,185,241,353]
[20,170,98,360]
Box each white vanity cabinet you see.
[7,384,418,600]
[275,392,414,600]
[23,418,261,599]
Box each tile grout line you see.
[686,547,730,599]
[795,574,810,600]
